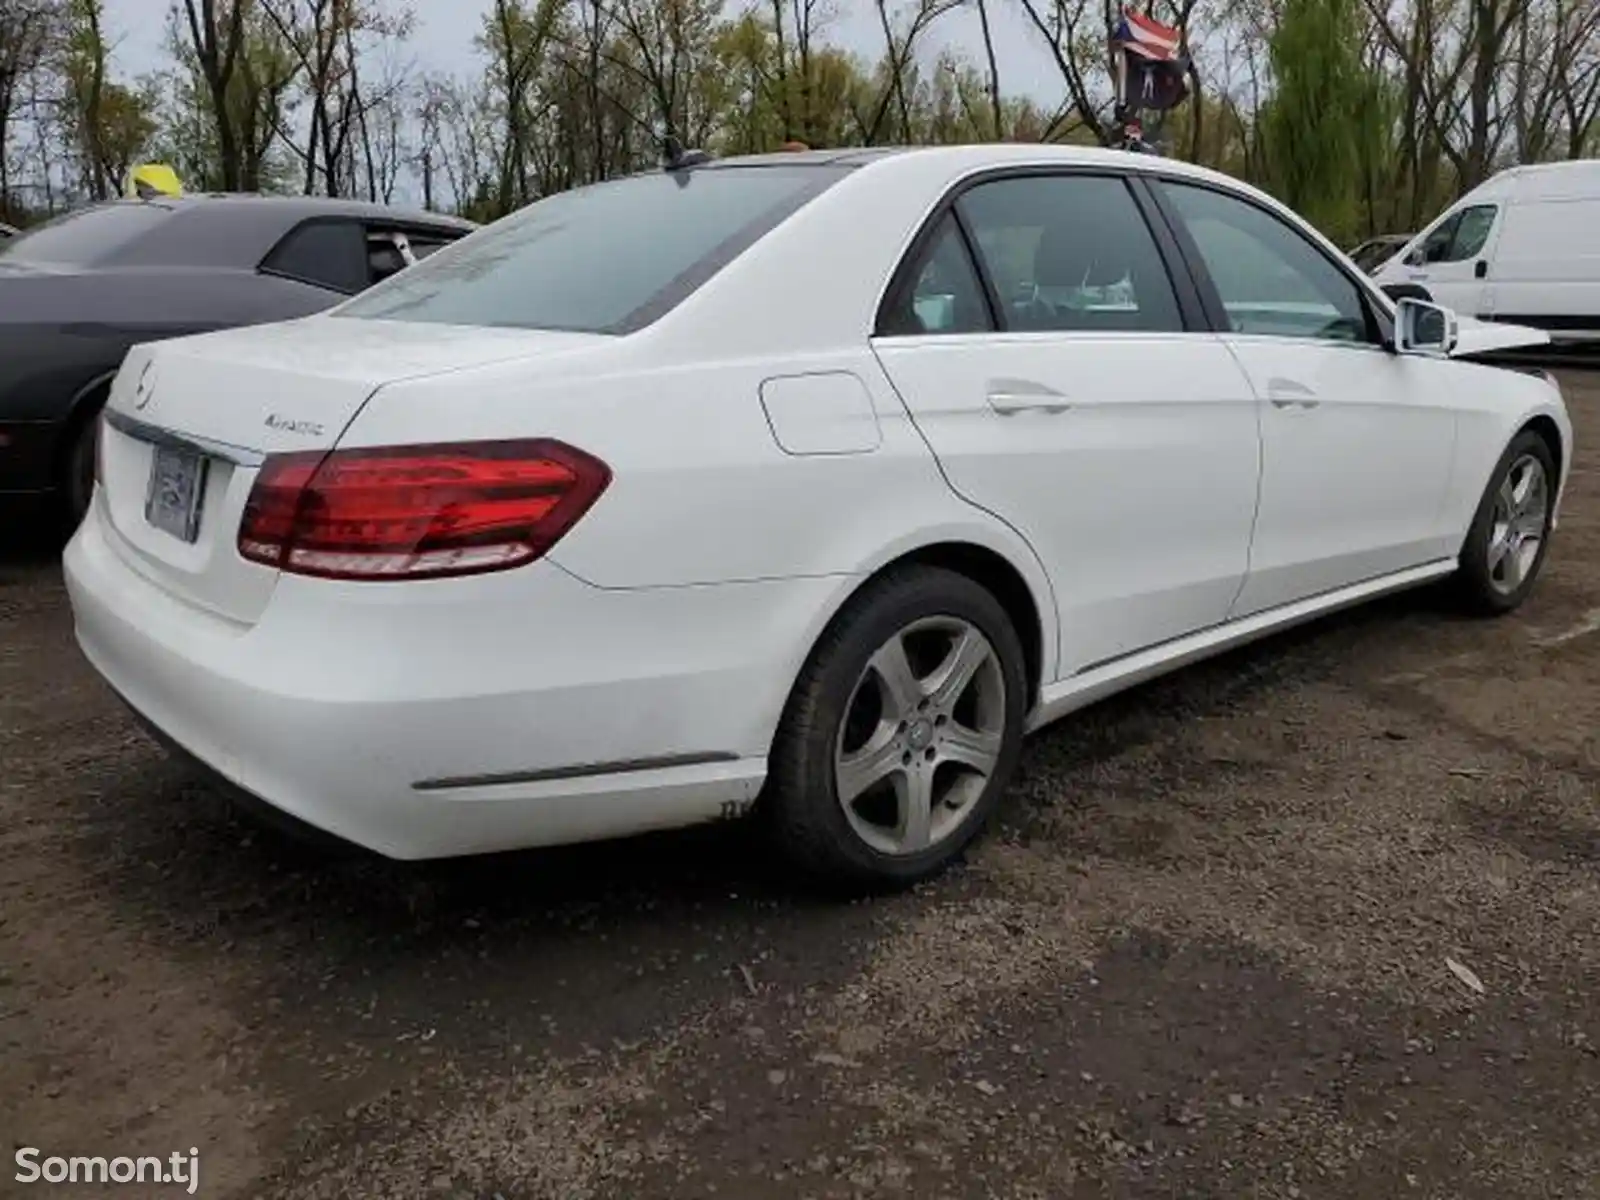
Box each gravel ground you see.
[3,369,1598,1200]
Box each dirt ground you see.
[3,370,1598,1200]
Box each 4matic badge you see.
[264,413,326,438]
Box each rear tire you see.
[1449,428,1556,616]
[61,402,102,530]
[763,565,1027,892]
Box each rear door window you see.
[260,220,370,294]
[878,214,995,336]
[955,173,1185,333]
[403,229,461,260]
[335,164,851,333]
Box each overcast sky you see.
[103,0,1066,103]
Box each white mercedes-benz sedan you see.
[64,144,1572,888]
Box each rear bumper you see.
[64,506,844,859]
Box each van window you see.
[1417,204,1497,264]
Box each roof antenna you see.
[661,133,713,172]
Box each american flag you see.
[1110,9,1182,62]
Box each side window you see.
[955,174,1184,333]
[880,214,993,336]
[1439,204,1497,262]
[1417,211,1463,264]
[1162,182,1372,344]
[260,220,369,294]
[367,230,410,285]
[407,231,460,260]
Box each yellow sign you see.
[128,163,183,200]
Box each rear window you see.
[0,202,171,266]
[334,164,850,334]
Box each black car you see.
[0,195,476,526]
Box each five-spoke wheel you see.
[1485,452,1549,596]
[1454,428,1557,615]
[765,565,1026,890]
[834,617,1006,858]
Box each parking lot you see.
[2,369,1597,1199]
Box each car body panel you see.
[1218,337,1460,615]
[874,331,1261,676]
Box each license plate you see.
[144,445,209,543]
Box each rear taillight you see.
[237,439,611,581]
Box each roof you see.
[117,191,477,232]
[696,141,1236,186]
[700,147,913,169]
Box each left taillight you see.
[237,439,612,581]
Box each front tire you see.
[764,565,1027,891]
[1450,429,1556,615]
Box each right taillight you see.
[238,439,611,581]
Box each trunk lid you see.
[95,317,612,625]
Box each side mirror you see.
[1404,247,1425,267]
[1394,297,1458,357]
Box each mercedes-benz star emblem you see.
[133,361,155,410]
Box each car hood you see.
[1453,315,1551,358]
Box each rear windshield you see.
[0,202,171,267]
[335,164,851,334]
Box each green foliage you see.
[2,0,1591,234]
[1258,0,1392,244]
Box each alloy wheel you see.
[1487,452,1548,595]
[833,616,1007,857]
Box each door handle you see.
[1267,377,1320,410]
[986,378,1070,415]
[987,393,1073,415]
[1474,260,1488,279]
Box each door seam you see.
[1217,334,1267,620]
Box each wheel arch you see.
[1520,413,1564,481]
[768,527,1059,753]
[886,542,1047,705]
[1509,385,1572,524]
[54,369,119,487]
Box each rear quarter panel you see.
[342,341,1063,734]
[344,341,1043,584]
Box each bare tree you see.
[0,0,58,211]
[181,0,250,188]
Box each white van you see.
[1372,159,1600,343]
